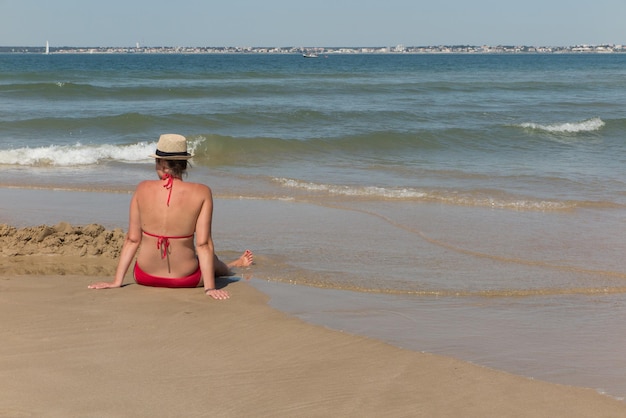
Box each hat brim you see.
[149,154,193,160]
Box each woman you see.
[88,134,253,300]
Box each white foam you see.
[0,137,202,167]
[519,117,605,133]
[0,142,156,166]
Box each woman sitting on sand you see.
[88,134,253,300]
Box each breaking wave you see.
[0,139,203,167]
[518,117,605,133]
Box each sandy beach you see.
[1,219,626,417]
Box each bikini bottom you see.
[133,262,202,288]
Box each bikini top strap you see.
[162,173,174,206]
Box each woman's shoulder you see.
[184,181,212,195]
[135,179,159,191]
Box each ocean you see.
[1,52,626,400]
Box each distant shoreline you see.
[1,44,625,54]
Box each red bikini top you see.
[142,173,193,259]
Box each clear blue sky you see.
[1,0,625,47]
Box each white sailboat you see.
[45,41,50,54]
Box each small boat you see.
[302,53,318,58]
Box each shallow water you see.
[251,280,626,401]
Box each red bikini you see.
[134,262,201,288]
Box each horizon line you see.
[1,42,625,49]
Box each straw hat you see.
[149,134,193,160]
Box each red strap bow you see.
[155,236,170,259]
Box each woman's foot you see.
[227,250,254,268]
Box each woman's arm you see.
[88,193,142,289]
[195,186,229,300]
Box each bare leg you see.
[214,250,254,277]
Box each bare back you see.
[131,178,212,278]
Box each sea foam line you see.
[274,177,574,211]
[275,178,428,199]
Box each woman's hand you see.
[88,282,120,289]
[205,288,230,300]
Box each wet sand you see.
[1,274,626,417]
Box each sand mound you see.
[0,223,125,275]
[0,222,125,258]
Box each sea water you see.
[1,52,626,399]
